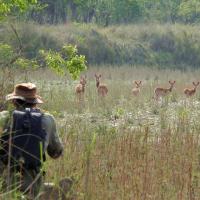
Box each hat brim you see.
[6,94,43,104]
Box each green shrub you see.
[2,22,200,68]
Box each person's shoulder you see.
[42,111,55,120]
[41,110,56,125]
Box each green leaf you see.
[41,45,87,79]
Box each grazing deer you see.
[154,80,176,100]
[132,81,142,96]
[184,81,199,97]
[95,74,108,97]
[75,76,87,101]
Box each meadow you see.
[2,66,198,200]
[1,1,200,199]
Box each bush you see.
[2,22,200,68]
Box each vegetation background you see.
[2,0,200,68]
[0,0,200,200]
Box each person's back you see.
[0,83,63,199]
[1,108,46,170]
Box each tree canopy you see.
[24,0,200,25]
[0,0,38,19]
[2,0,200,25]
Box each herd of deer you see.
[75,74,200,101]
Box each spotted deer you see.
[154,81,176,100]
[184,81,199,97]
[132,81,142,96]
[75,76,87,101]
[95,74,108,97]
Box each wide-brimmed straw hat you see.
[6,83,43,104]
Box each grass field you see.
[1,66,200,199]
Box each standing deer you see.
[95,74,108,97]
[154,80,176,100]
[75,76,87,102]
[184,81,199,97]
[132,81,142,96]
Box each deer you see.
[184,81,199,97]
[154,80,176,100]
[95,74,108,97]
[132,81,142,96]
[75,76,87,102]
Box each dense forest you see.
[28,0,200,25]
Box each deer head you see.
[193,81,199,89]
[134,81,142,88]
[80,75,87,86]
[169,80,176,91]
[95,74,102,88]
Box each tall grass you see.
[1,67,199,199]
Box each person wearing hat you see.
[0,83,63,198]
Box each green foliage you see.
[0,0,38,19]
[28,0,67,23]
[14,57,39,69]
[178,0,200,23]
[0,43,38,69]
[1,0,200,24]
[0,43,14,63]
[0,0,88,106]
[0,0,40,70]
[24,0,200,25]
[28,0,143,24]
[111,0,142,23]
[62,44,77,59]
[40,45,87,79]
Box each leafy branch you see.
[40,45,87,80]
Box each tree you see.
[0,0,87,110]
[0,0,87,79]
[0,0,38,19]
[95,0,113,26]
[40,45,87,79]
[0,1,39,108]
[178,0,200,23]
[29,0,68,24]
[111,0,142,23]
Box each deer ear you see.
[174,81,176,83]
[99,74,102,77]
[139,81,142,84]
[135,81,137,84]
